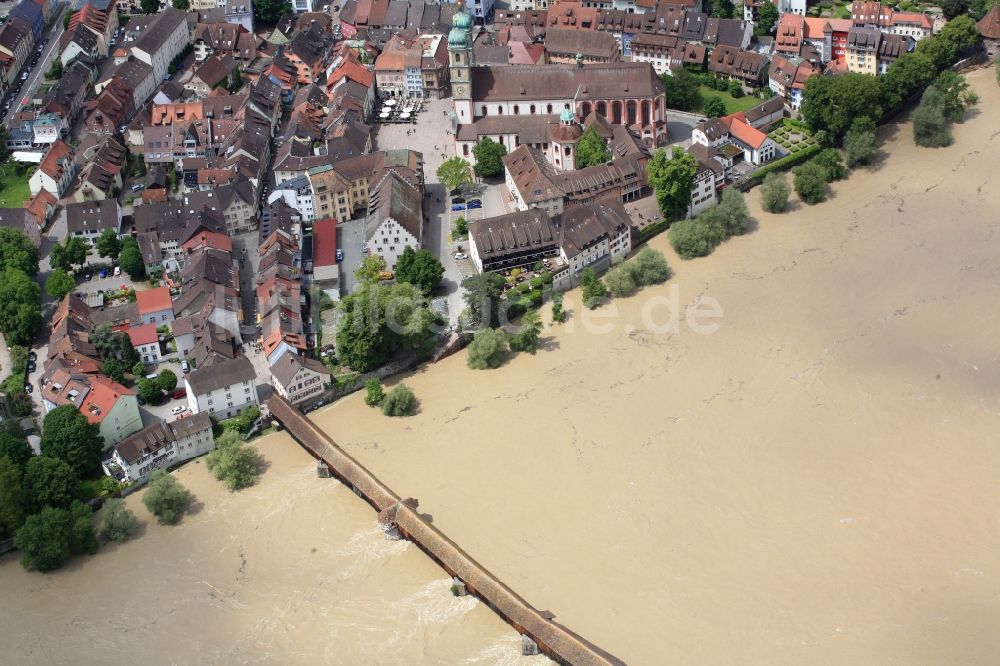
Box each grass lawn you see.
[0,162,33,208]
[695,85,762,115]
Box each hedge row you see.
[638,218,670,243]
[750,144,823,179]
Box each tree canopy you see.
[95,229,122,262]
[912,85,953,148]
[755,2,779,35]
[801,73,884,143]
[0,267,42,346]
[461,272,506,329]
[97,499,138,543]
[354,254,387,284]
[793,161,829,204]
[703,96,726,118]
[335,282,441,371]
[157,369,177,393]
[207,433,261,491]
[436,157,474,192]
[381,384,418,416]
[395,247,444,295]
[467,327,509,369]
[143,470,194,525]
[472,138,507,178]
[15,502,97,572]
[933,70,978,122]
[45,269,76,301]
[0,456,25,539]
[508,311,543,354]
[0,228,39,275]
[119,237,146,280]
[253,0,290,25]
[580,267,609,309]
[40,405,104,477]
[662,67,702,112]
[760,172,791,213]
[0,421,32,469]
[575,127,612,168]
[647,146,698,221]
[843,118,877,167]
[24,456,80,509]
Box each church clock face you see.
[454,84,468,97]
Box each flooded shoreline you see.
[0,435,542,665]
[316,67,1000,664]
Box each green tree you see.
[133,362,145,377]
[843,118,877,167]
[472,138,507,178]
[45,58,63,81]
[119,237,146,280]
[703,96,726,118]
[120,335,141,368]
[156,369,177,393]
[467,328,509,369]
[508,310,543,353]
[24,456,79,509]
[101,357,125,384]
[934,71,978,122]
[551,292,566,324]
[662,67,702,112]
[603,265,636,298]
[801,73,883,142]
[395,247,445,295]
[714,188,752,237]
[793,161,829,204]
[760,172,791,213]
[15,506,72,571]
[813,148,847,181]
[0,456,26,538]
[142,469,194,525]
[354,254,387,284]
[0,267,42,346]
[629,247,672,285]
[727,80,744,98]
[140,0,158,13]
[207,435,260,491]
[707,0,735,17]
[436,157,474,192]
[253,0,291,25]
[575,127,611,168]
[96,498,139,543]
[41,404,104,476]
[95,229,122,262]
[335,282,441,371]
[912,85,953,148]
[229,405,260,434]
[0,421,32,469]
[68,501,98,557]
[45,269,76,300]
[939,0,968,18]
[461,272,506,329]
[380,384,417,416]
[63,237,89,271]
[669,217,723,259]
[172,0,190,8]
[935,15,981,59]
[647,146,697,221]
[453,216,468,237]
[881,51,938,110]
[580,267,608,309]
[364,377,385,406]
[138,378,160,404]
[0,227,40,275]
[755,1,779,35]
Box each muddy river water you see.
[2,67,999,665]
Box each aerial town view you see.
[0,0,997,660]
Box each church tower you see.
[448,9,474,123]
[549,108,583,172]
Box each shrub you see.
[551,293,566,323]
[760,172,791,213]
[793,161,829,205]
[669,218,721,259]
[628,247,672,285]
[637,218,670,243]
[364,377,384,406]
[97,499,139,543]
[381,384,417,416]
[843,118,877,167]
[912,85,953,148]
[142,469,193,525]
[467,328,509,369]
[579,268,608,309]
[207,438,261,491]
[604,265,636,298]
[508,311,543,354]
[813,148,847,181]
[703,96,726,118]
[749,144,823,179]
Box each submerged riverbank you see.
[316,67,1000,664]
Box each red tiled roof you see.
[723,114,769,149]
[183,230,233,253]
[135,286,172,315]
[83,375,136,424]
[127,322,159,346]
[313,218,337,267]
[979,5,1000,40]
[39,140,73,180]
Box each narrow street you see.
[2,2,67,123]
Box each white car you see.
[454,252,467,260]
[171,406,185,415]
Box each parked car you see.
[451,204,466,212]
[131,183,144,192]
[27,351,36,362]
[468,199,483,209]
[336,248,344,262]
[454,252,467,260]
[136,394,145,405]
[99,268,109,279]
[171,406,185,415]
[26,361,35,373]
[113,266,121,276]
[24,384,32,394]
[172,389,186,399]
[181,360,190,373]
[84,272,92,281]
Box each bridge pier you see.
[451,577,468,596]
[521,636,539,656]
[316,460,331,478]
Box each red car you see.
[172,389,186,399]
